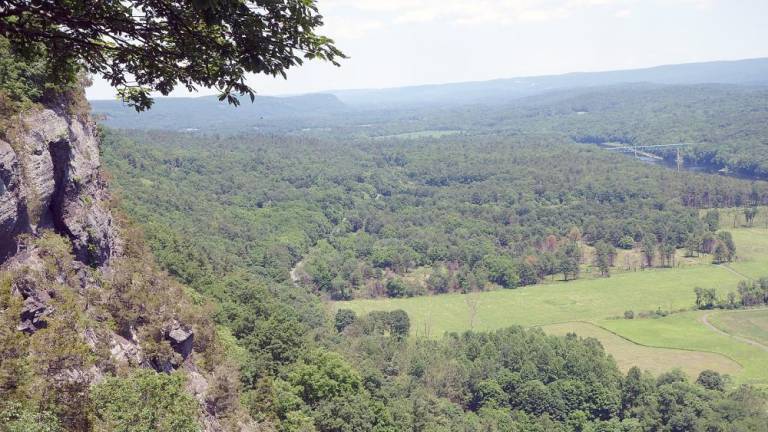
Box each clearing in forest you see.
[337,227,768,384]
[600,311,768,386]
[541,321,741,378]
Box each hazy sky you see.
[86,0,768,100]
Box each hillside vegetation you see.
[97,125,768,430]
[102,129,765,302]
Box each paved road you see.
[699,308,768,352]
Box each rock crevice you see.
[0,108,121,265]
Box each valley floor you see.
[336,227,768,386]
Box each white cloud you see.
[615,8,632,18]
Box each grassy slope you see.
[728,228,768,279]
[541,322,741,378]
[708,309,768,347]
[337,227,768,384]
[338,265,740,336]
[600,312,768,385]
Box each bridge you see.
[603,143,691,171]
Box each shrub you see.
[91,370,201,432]
[696,370,725,391]
[618,236,635,250]
[388,310,410,339]
[334,309,357,333]
[0,402,62,432]
[385,278,408,298]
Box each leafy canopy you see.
[91,370,200,432]
[0,0,344,110]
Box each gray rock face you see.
[168,324,195,360]
[150,321,195,373]
[0,109,121,265]
[0,140,27,259]
[11,273,54,333]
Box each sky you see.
[86,0,768,100]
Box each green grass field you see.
[708,309,768,347]
[338,265,741,336]
[336,227,768,384]
[542,321,741,378]
[728,229,768,279]
[600,312,768,385]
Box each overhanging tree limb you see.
[0,0,344,110]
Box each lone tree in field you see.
[0,0,344,110]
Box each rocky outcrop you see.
[12,272,55,333]
[168,321,195,361]
[149,321,196,373]
[0,104,242,432]
[0,108,121,265]
[0,139,27,259]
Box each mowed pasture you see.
[336,227,768,384]
[541,322,741,378]
[728,228,768,279]
[708,309,768,347]
[600,312,768,386]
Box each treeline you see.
[313,324,766,431]
[694,277,768,310]
[315,84,768,180]
[96,82,768,178]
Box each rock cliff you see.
[1,105,249,430]
[0,107,120,265]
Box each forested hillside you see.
[312,84,768,178]
[102,129,765,300]
[96,126,768,430]
[95,82,768,178]
[469,84,768,177]
[91,93,346,131]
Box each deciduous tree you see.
[0,0,344,110]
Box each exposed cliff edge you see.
[0,105,251,431]
[0,108,121,265]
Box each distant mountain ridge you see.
[329,57,768,108]
[91,93,346,130]
[90,57,768,130]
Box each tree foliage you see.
[101,129,764,301]
[0,0,343,110]
[91,370,200,432]
[92,117,768,430]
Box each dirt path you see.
[699,308,768,352]
[717,264,751,280]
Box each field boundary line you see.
[700,308,768,352]
[538,319,745,368]
[717,264,752,280]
